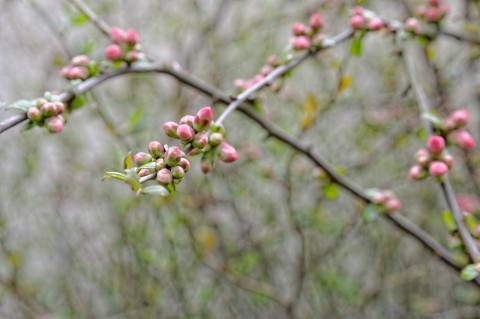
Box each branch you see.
[68,0,111,37]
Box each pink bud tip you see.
[163,121,179,138]
[133,152,153,166]
[148,141,165,159]
[427,135,445,155]
[384,198,401,212]
[351,6,363,15]
[193,106,213,131]
[164,146,183,167]
[291,36,311,51]
[218,142,239,163]
[428,0,440,7]
[138,168,153,177]
[449,109,469,128]
[105,44,124,61]
[156,168,173,185]
[424,7,440,22]
[209,132,224,147]
[171,166,185,179]
[415,148,430,166]
[110,27,127,44]
[179,158,190,173]
[45,116,64,133]
[404,18,419,33]
[125,51,139,63]
[179,115,195,126]
[266,55,281,67]
[449,130,475,149]
[176,124,195,142]
[27,107,43,122]
[416,5,427,17]
[192,132,209,149]
[367,18,384,31]
[309,13,324,31]
[442,154,455,168]
[68,66,89,80]
[409,165,426,180]
[71,55,90,66]
[429,161,449,177]
[350,15,364,29]
[291,22,308,36]
[125,29,139,45]
[60,66,71,78]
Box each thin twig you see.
[68,0,111,37]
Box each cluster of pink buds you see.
[409,109,475,180]
[105,27,142,63]
[163,106,238,173]
[26,96,66,133]
[133,143,190,190]
[369,189,402,213]
[349,6,384,31]
[60,55,93,81]
[415,0,449,24]
[289,12,326,51]
[233,55,282,93]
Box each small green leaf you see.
[362,204,379,223]
[23,121,36,131]
[442,211,457,232]
[210,122,226,137]
[71,12,89,25]
[465,214,478,233]
[139,162,156,170]
[252,99,263,114]
[322,183,338,200]
[102,172,126,181]
[350,35,363,57]
[123,151,132,170]
[141,185,169,196]
[421,112,442,126]
[69,95,86,110]
[460,264,479,281]
[3,99,36,112]
[125,168,140,192]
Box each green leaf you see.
[350,35,363,57]
[141,185,169,196]
[460,264,479,281]
[123,151,132,170]
[23,121,36,131]
[69,95,86,110]
[3,99,36,112]
[421,112,442,127]
[102,172,126,181]
[252,99,263,114]
[125,168,140,192]
[71,12,89,25]
[465,214,478,233]
[322,183,338,201]
[441,210,457,232]
[362,204,379,223]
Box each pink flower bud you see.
[429,161,449,177]
[148,141,165,159]
[125,51,139,63]
[156,168,173,185]
[40,102,57,117]
[45,115,64,133]
[384,197,401,212]
[110,27,127,44]
[442,117,456,132]
[260,65,273,76]
[176,124,195,142]
[367,18,383,31]
[163,121,179,138]
[425,7,440,22]
[192,132,209,149]
[179,158,190,173]
[155,158,166,171]
[312,33,326,47]
[36,98,48,108]
[450,130,475,149]
[60,66,71,79]
[371,192,386,204]
[428,0,440,7]
[404,18,419,33]
[138,168,153,177]
[449,109,469,128]
[179,115,195,126]
[267,55,281,67]
[291,36,311,51]
[233,79,246,91]
[27,107,43,122]
[164,146,183,167]
[68,66,89,80]
[442,153,455,168]
[309,13,324,31]
[53,101,65,115]
[125,29,139,46]
[200,153,214,174]
[171,166,185,179]
[193,106,213,132]
[105,44,124,61]
[427,135,445,155]
[134,152,153,166]
[218,142,238,163]
[415,148,430,166]
[71,55,89,66]
[409,165,427,180]
[350,15,365,29]
[291,22,308,36]
[209,132,224,147]
[416,5,427,17]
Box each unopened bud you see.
[105,44,124,61]
[27,107,43,122]
[350,15,365,29]
[201,153,215,174]
[192,132,209,149]
[45,115,64,133]
[110,27,127,44]
[429,161,449,177]
[427,135,445,155]
[164,146,183,167]
[408,165,427,180]
[176,124,195,142]
[291,23,308,36]
[367,17,383,31]
[179,115,195,126]
[291,36,311,51]
[134,152,153,166]
[449,109,469,128]
[163,121,179,138]
[171,166,185,179]
[125,51,139,63]
[148,141,164,159]
[384,197,401,212]
[209,132,224,146]
[309,13,324,31]
[40,102,57,117]
[138,168,153,177]
[71,55,89,66]
[193,106,213,132]
[68,66,89,80]
[155,158,166,171]
[156,168,173,185]
[218,142,239,163]
[415,148,430,166]
[179,158,190,173]
[125,29,139,46]
[351,6,363,15]
[449,130,475,149]
[267,55,281,67]
[404,17,419,33]
[442,153,455,168]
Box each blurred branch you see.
[68,0,111,37]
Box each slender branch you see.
[68,0,111,37]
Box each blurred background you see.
[1,0,480,318]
